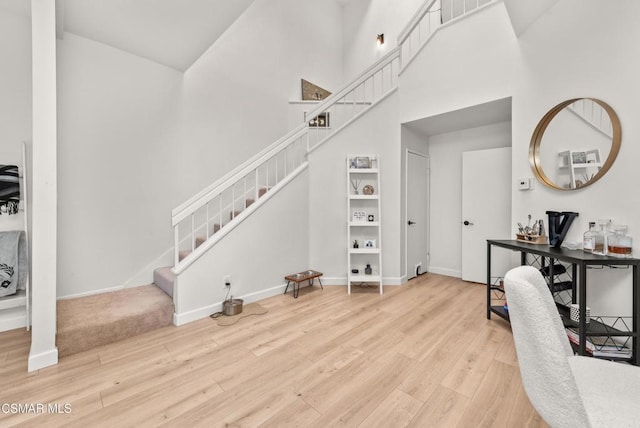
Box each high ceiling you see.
[0,0,257,72]
[62,0,256,71]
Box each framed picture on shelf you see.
[306,111,330,128]
[352,211,367,222]
[572,151,586,164]
[364,239,376,248]
[355,157,371,169]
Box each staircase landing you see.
[56,285,174,357]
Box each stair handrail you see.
[172,124,307,225]
[171,46,400,226]
[398,0,438,46]
[398,0,496,71]
[303,47,399,123]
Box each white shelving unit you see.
[0,143,30,332]
[558,149,602,189]
[347,155,382,295]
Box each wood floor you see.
[0,274,548,427]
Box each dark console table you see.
[487,239,640,365]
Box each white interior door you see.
[406,150,429,279]
[461,147,512,283]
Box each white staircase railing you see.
[567,98,613,138]
[171,48,400,274]
[398,0,493,70]
[171,0,496,275]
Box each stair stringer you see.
[172,165,310,325]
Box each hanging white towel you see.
[0,230,27,297]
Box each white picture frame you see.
[355,157,371,169]
[352,211,367,222]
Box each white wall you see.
[0,9,31,152]
[174,169,310,323]
[399,1,516,124]
[308,90,402,285]
[427,122,511,277]
[180,0,344,201]
[512,0,640,317]
[342,0,424,82]
[56,33,184,297]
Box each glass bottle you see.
[607,225,633,258]
[583,222,596,253]
[593,218,610,255]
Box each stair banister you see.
[303,47,400,126]
[172,47,401,227]
[398,0,438,46]
[172,124,307,226]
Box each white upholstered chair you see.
[503,265,640,428]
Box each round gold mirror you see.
[529,98,621,190]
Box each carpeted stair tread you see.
[178,249,191,261]
[153,266,175,297]
[56,285,174,357]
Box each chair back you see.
[504,265,591,427]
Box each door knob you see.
[408,220,416,225]
[463,220,474,226]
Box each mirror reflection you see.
[530,98,621,190]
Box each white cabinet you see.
[558,149,602,189]
[347,155,382,294]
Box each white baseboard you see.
[0,308,28,332]
[57,285,125,300]
[427,266,461,278]
[173,275,407,326]
[174,283,289,326]
[28,347,58,372]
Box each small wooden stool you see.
[284,270,323,298]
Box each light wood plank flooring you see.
[0,274,548,427]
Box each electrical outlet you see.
[223,275,231,288]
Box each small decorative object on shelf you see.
[569,303,590,324]
[368,214,374,222]
[583,221,596,253]
[547,210,579,248]
[350,178,361,194]
[351,269,359,274]
[363,184,374,195]
[364,239,376,248]
[572,151,587,164]
[516,216,547,244]
[608,225,632,258]
[355,157,371,169]
[365,264,372,275]
[353,240,359,248]
[353,211,366,222]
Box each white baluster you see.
[174,226,179,266]
[206,203,210,239]
[191,213,195,251]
